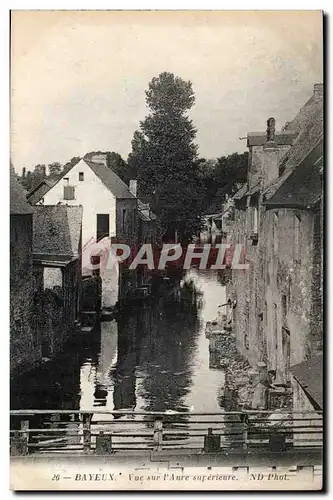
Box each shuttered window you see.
[64,185,75,200]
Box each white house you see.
[37,153,138,308]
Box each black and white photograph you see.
[9,10,324,491]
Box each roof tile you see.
[33,205,82,258]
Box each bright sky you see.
[11,10,323,173]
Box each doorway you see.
[97,214,110,242]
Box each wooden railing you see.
[10,410,323,456]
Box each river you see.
[11,268,228,449]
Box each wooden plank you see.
[10,409,322,415]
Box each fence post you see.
[96,431,113,455]
[204,427,221,452]
[153,419,163,451]
[21,419,30,451]
[242,414,248,450]
[10,430,28,456]
[82,413,92,453]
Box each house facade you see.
[37,153,137,246]
[226,129,296,367]
[35,153,138,308]
[226,83,323,414]
[32,205,83,357]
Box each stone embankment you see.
[206,313,292,412]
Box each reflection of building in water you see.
[93,383,108,407]
[96,321,118,382]
[138,299,200,415]
[112,314,139,411]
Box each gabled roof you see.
[232,183,248,200]
[247,131,296,147]
[84,159,135,199]
[138,199,157,222]
[27,178,56,199]
[33,205,83,260]
[38,157,135,200]
[10,166,33,215]
[264,87,323,200]
[27,179,57,205]
[290,354,323,409]
[263,140,323,209]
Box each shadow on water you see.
[11,269,227,446]
[108,277,203,427]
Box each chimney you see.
[41,166,46,178]
[262,117,279,190]
[22,167,26,179]
[86,152,108,166]
[129,179,137,197]
[313,83,323,99]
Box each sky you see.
[11,10,323,173]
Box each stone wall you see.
[310,204,323,354]
[10,214,42,376]
[33,261,80,358]
[115,198,139,301]
[264,208,320,382]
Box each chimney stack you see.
[85,152,108,166]
[22,167,26,179]
[41,166,46,178]
[262,117,279,190]
[129,179,138,197]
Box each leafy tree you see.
[48,162,62,180]
[196,152,248,213]
[23,164,47,191]
[127,131,145,182]
[106,152,132,184]
[62,156,81,175]
[214,152,248,195]
[129,72,203,242]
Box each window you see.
[282,294,287,328]
[282,327,291,381]
[132,209,136,232]
[245,299,250,349]
[122,209,127,232]
[248,196,259,245]
[272,212,279,253]
[63,185,75,200]
[253,206,258,234]
[294,214,301,263]
[273,303,278,353]
[79,172,84,181]
[96,214,110,242]
[264,301,267,327]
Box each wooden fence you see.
[10,409,323,456]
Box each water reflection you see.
[11,269,227,442]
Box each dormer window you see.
[79,172,84,181]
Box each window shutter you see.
[64,185,75,200]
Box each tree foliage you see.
[197,152,248,213]
[18,157,81,192]
[106,152,134,184]
[48,162,62,180]
[128,72,203,242]
[62,156,81,175]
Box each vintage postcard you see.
[10,10,323,491]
